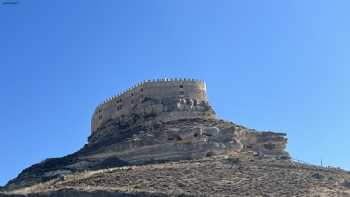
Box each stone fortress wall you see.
[91,78,214,134]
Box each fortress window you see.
[98,115,103,120]
[193,99,197,106]
[140,88,143,92]
[117,105,123,110]
[131,93,134,96]
[179,91,184,95]
[179,85,184,88]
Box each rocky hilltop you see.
[1,79,349,197]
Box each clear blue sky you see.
[0,0,349,186]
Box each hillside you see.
[1,154,350,196]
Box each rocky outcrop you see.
[2,117,289,191]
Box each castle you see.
[3,80,349,197]
[92,78,215,134]
[3,78,291,193]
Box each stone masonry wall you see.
[91,79,210,134]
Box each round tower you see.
[91,78,215,134]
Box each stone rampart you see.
[91,78,213,134]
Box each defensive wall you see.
[91,78,214,134]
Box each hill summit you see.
[1,79,349,197]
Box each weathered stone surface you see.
[91,79,213,135]
[3,117,289,191]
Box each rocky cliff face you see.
[2,116,289,192]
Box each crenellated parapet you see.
[91,78,213,134]
[96,78,206,108]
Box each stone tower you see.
[91,78,215,136]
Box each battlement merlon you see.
[91,78,212,133]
